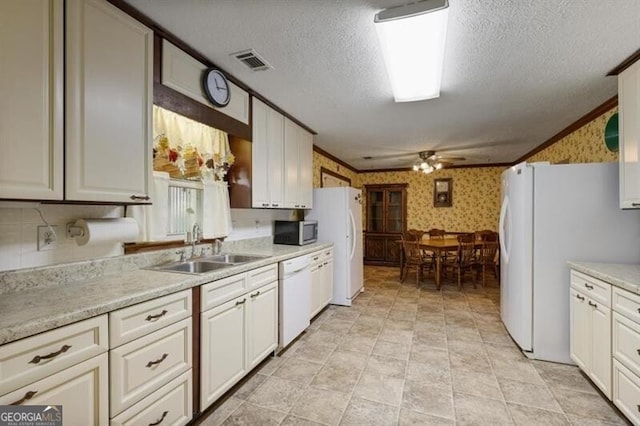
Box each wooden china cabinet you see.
[364,184,408,265]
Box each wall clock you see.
[202,68,231,107]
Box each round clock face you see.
[203,68,231,107]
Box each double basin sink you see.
[154,253,269,275]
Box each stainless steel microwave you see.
[273,220,318,245]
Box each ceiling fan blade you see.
[436,156,466,161]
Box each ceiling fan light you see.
[412,164,419,171]
[374,0,449,102]
[434,162,443,170]
[420,162,428,169]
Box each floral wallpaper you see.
[312,151,361,188]
[527,107,618,164]
[312,105,617,234]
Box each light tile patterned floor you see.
[198,266,629,426]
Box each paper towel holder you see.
[66,223,85,239]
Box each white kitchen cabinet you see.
[252,98,284,208]
[65,0,153,203]
[310,249,334,319]
[569,271,612,398]
[283,118,314,209]
[200,268,278,410]
[162,40,250,125]
[0,0,63,200]
[613,359,640,426]
[201,293,247,409]
[247,281,278,369]
[0,353,109,426]
[618,59,640,208]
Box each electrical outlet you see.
[38,225,58,251]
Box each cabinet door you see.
[569,289,589,371]
[590,301,612,398]
[283,118,300,208]
[323,258,334,306]
[247,281,278,369]
[0,353,108,426]
[298,127,313,209]
[0,0,63,200]
[251,99,270,208]
[386,190,404,233]
[66,0,152,202]
[200,296,247,410]
[367,190,385,232]
[364,235,386,261]
[385,236,402,263]
[310,263,323,319]
[619,59,640,208]
[267,108,284,207]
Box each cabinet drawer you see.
[309,250,322,266]
[571,271,611,307]
[0,353,108,426]
[0,315,108,396]
[322,248,333,261]
[201,273,247,311]
[110,290,192,348]
[613,287,640,325]
[110,317,192,416]
[613,359,640,425]
[613,312,640,377]
[247,264,278,290]
[111,369,192,426]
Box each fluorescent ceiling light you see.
[374,0,449,102]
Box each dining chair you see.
[428,228,446,239]
[444,233,476,290]
[400,236,433,287]
[476,232,499,287]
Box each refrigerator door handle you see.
[499,195,510,263]
[348,209,357,259]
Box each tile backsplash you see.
[0,204,124,272]
[227,208,295,241]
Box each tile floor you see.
[198,266,629,426]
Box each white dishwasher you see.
[279,255,311,349]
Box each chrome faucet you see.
[191,222,201,258]
[213,239,222,255]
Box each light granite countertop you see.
[567,261,640,295]
[0,242,332,346]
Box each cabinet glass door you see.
[368,190,384,232]
[386,190,403,233]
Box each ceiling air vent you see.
[231,49,272,71]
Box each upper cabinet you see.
[66,0,153,203]
[161,40,250,126]
[252,98,284,208]
[252,102,313,209]
[283,118,313,209]
[619,59,640,209]
[0,0,63,200]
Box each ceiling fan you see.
[412,150,465,173]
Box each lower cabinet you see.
[310,248,334,319]
[364,233,401,266]
[569,271,612,398]
[200,268,278,411]
[0,353,109,425]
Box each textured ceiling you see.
[124,0,640,170]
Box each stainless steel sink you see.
[155,261,232,274]
[198,253,269,264]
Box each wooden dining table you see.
[397,237,482,290]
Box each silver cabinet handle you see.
[145,310,168,321]
[130,195,150,201]
[146,353,168,368]
[250,291,261,298]
[149,411,169,426]
[235,298,246,305]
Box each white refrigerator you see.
[306,187,364,306]
[500,162,640,364]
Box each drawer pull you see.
[250,291,261,298]
[236,299,246,306]
[146,353,168,368]
[313,256,319,261]
[10,390,37,406]
[588,301,597,308]
[576,294,585,301]
[149,410,169,426]
[637,349,640,356]
[584,283,594,290]
[130,195,151,201]
[29,344,72,364]
[145,309,168,322]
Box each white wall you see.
[0,204,124,272]
[226,208,295,241]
